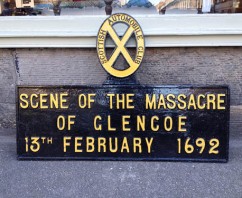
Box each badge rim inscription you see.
[97,13,145,78]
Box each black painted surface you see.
[17,85,230,162]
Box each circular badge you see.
[97,13,145,78]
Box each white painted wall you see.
[0,14,242,47]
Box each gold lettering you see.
[108,115,116,131]
[88,94,96,108]
[207,94,216,109]
[107,93,115,109]
[116,94,125,109]
[177,94,187,110]
[164,116,173,132]
[20,93,69,109]
[50,93,58,109]
[197,94,206,109]
[121,137,130,153]
[57,115,65,131]
[133,138,142,153]
[68,115,76,130]
[78,93,95,109]
[60,93,69,109]
[188,94,197,110]
[217,94,226,110]
[137,115,145,131]
[167,94,176,109]
[75,137,83,152]
[126,94,135,109]
[109,138,118,153]
[94,115,102,131]
[20,93,28,108]
[40,94,48,109]
[146,94,156,109]
[78,94,86,108]
[86,137,95,152]
[122,115,131,131]
[63,137,71,152]
[151,116,159,132]
[178,116,187,132]
[145,138,153,153]
[30,94,38,108]
[157,94,166,109]
[98,137,106,152]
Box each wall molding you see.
[0,14,242,48]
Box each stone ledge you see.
[0,14,242,47]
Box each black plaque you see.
[17,85,230,162]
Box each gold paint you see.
[68,115,76,130]
[126,94,135,109]
[166,94,176,109]
[63,137,71,152]
[50,93,58,109]
[88,94,96,108]
[177,138,181,154]
[133,138,142,153]
[122,115,131,131]
[178,116,187,132]
[197,94,206,109]
[137,115,145,131]
[209,138,219,154]
[116,94,125,109]
[187,94,197,110]
[107,93,135,109]
[121,137,130,153]
[177,94,187,110]
[94,115,102,131]
[107,93,115,109]
[29,137,40,153]
[25,137,29,152]
[98,137,106,152]
[146,94,156,109]
[57,115,65,131]
[47,138,53,144]
[30,94,38,108]
[86,137,95,152]
[178,138,220,154]
[78,93,96,109]
[108,115,116,131]
[196,138,205,153]
[151,116,159,132]
[78,94,86,108]
[145,138,153,153]
[157,94,166,109]
[60,93,69,109]
[20,93,69,109]
[109,137,118,153]
[75,137,83,152]
[217,94,226,110]
[61,137,156,153]
[145,93,227,110]
[164,116,173,132]
[57,115,75,131]
[207,94,216,109]
[39,94,48,109]
[19,93,28,109]
[97,13,145,78]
